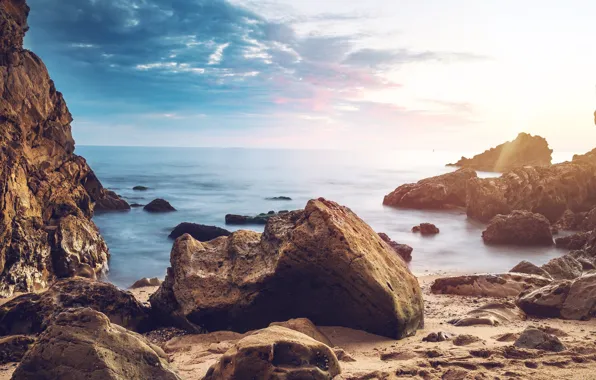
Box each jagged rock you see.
[431,273,551,298]
[0,278,152,335]
[447,133,552,172]
[224,211,288,225]
[568,250,596,270]
[151,198,424,339]
[130,277,162,288]
[540,255,582,280]
[422,332,452,342]
[555,231,592,250]
[144,198,176,212]
[453,334,483,346]
[514,327,566,352]
[203,326,340,380]
[554,210,587,231]
[333,348,356,362]
[12,308,180,380]
[579,208,596,231]
[0,0,122,296]
[0,335,35,364]
[93,189,130,211]
[269,318,332,346]
[168,223,231,241]
[383,168,477,209]
[510,260,552,279]
[482,211,553,246]
[448,301,526,326]
[412,223,440,235]
[265,196,292,201]
[133,185,149,191]
[467,159,596,223]
[378,232,413,262]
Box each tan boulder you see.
[151,198,424,339]
[203,326,340,380]
[269,318,333,346]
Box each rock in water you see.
[203,326,340,380]
[0,0,129,296]
[412,223,440,235]
[0,278,152,335]
[168,223,231,241]
[11,308,181,380]
[151,198,424,339]
[482,211,553,246]
[448,301,526,326]
[133,185,150,191]
[447,133,552,172]
[378,232,413,262]
[383,168,477,209]
[514,327,566,352]
[144,198,176,212]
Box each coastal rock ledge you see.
[0,0,128,296]
[150,198,424,339]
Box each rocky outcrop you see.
[482,211,553,246]
[151,198,424,339]
[431,273,551,298]
[412,223,440,235]
[514,327,566,352]
[378,232,413,262]
[203,326,340,380]
[12,308,180,380]
[0,278,152,335]
[447,133,552,172]
[555,231,592,250]
[517,273,596,320]
[144,198,176,212]
[168,223,231,241]
[510,260,552,279]
[0,0,128,296]
[0,335,35,364]
[540,255,582,280]
[554,210,587,231]
[224,210,288,225]
[383,168,477,209]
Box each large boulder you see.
[168,222,231,241]
[0,278,151,335]
[12,308,180,380]
[447,133,552,172]
[383,168,477,209]
[378,232,413,262]
[151,198,424,339]
[0,1,122,296]
[203,326,340,380]
[481,210,553,246]
[517,273,596,320]
[431,273,551,298]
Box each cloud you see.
[344,48,489,68]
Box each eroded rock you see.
[448,301,526,326]
[144,198,176,212]
[412,223,440,235]
[514,328,566,352]
[431,273,551,298]
[482,211,553,246]
[510,260,552,279]
[540,255,582,280]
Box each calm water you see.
[78,146,574,288]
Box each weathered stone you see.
[144,198,176,212]
[0,278,151,336]
[516,281,572,318]
[555,231,592,250]
[514,328,566,352]
[269,318,333,347]
[151,198,424,339]
[448,301,526,326]
[541,255,582,280]
[130,277,162,288]
[510,260,552,279]
[412,223,440,235]
[203,326,340,380]
[12,308,180,380]
[431,273,551,298]
[422,332,452,342]
[482,211,553,246]
[453,334,483,346]
[378,232,413,262]
[447,133,552,172]
[383,168,477,209]
[168,223,231,241]
[224,211,287,225]
[0,335,35,364]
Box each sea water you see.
[77,146,575,288]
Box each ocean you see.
[78,146,575,288]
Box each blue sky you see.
[25,0,596,151]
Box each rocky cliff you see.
[447,133,552,172]
[0,0,128,296]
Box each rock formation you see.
[378,232,413,262]
[540,255,582,280]
[225,210,288,225]
[0,335,35,365]
[144,198,176,212]
[447,133,552,172]
[448,302,526,327]
[168,222,231,241]
[151,198,424,339]
[12,308,181,380]
[431,273,551,298]
[555,231,592,250]
[0,278,152,335]
[383,168,477,209]
[203,326,340,380]
[510,260,552,279]
[481,211,553,246]
[514,327,566,352]
[412,223,440,235]
[0,0,128,296]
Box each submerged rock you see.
[447,133,552,172]
[168,222,231,241]
[431,273,551,298]
[514,327,566,352]
[133,185,150,191]
[151,198,424,339]
[12,308,180,380]
[383,168,477,209]
[482,210,553,246]
[144,198,176,212]
[0,278,152,336]
[412,223,440,235]
[378,232,413,262]
[203,326,340,380]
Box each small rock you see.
[266,196,292,200]
[412,223,440,235]
[333,348,356,362]
[168,223,231,241]
[130,203,144,208]
[453,334,482,346]
[514,327,566,352]
[131,277,163,289]
[422,332,452,342]
[144,199,176,213]
[133,186,150,191]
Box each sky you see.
[24,0,596,152]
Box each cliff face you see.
[0,0,128,296]
[448,133,553,172]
